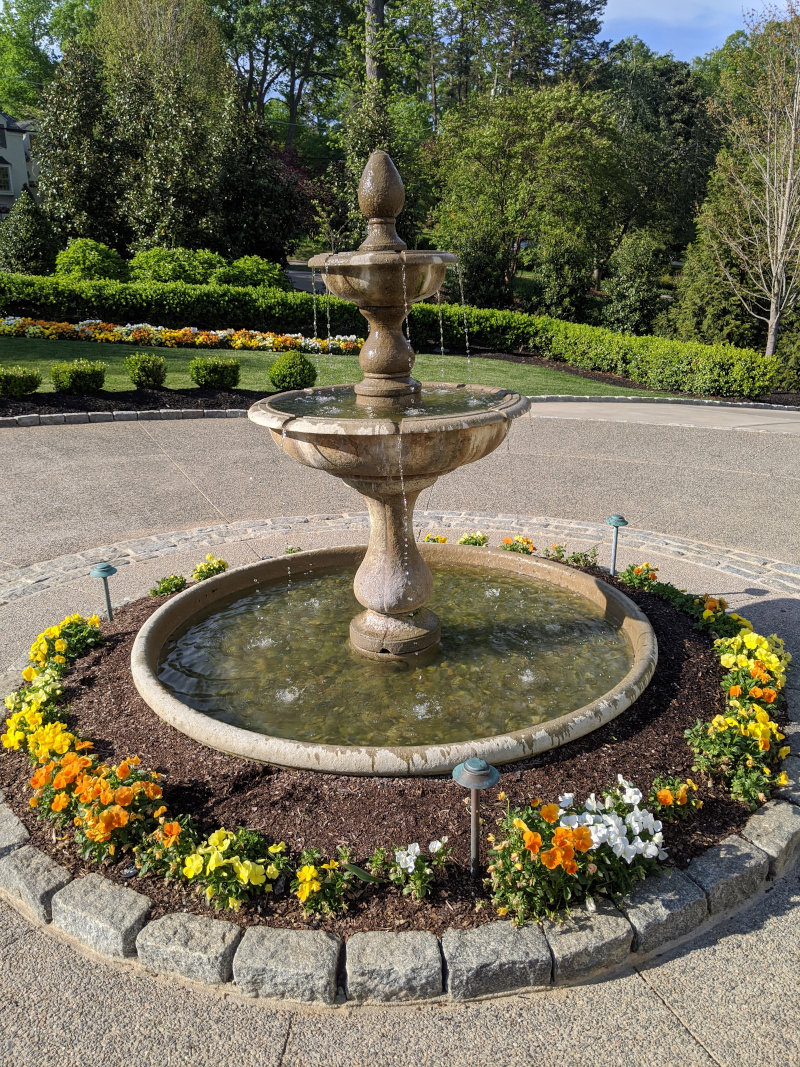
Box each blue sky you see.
[601,1,749,62]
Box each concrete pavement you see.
[1,398,799,1066]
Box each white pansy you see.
[429,839,446,854]
[621,785,643,806]
[584,793,599,812]
[559,813,580,829]
[558,792,575,809]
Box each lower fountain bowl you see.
[131,545,657,777]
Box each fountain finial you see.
[358,150,407,252]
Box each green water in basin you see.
[269,385,509,420]
[157,564,633,748]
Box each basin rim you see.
[308,250,458,270]
[248,383,531,437]
[130,545,657,777]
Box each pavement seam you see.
[276,1016,293,1066]
[633,967,728,1067]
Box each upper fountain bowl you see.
[307,249,457,309]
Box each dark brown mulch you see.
[2,349,797,416]
[0,575,770,937]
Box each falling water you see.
[324,257,334,385]
[396,430,412,605]
[456,263,472,384]
[310,266,320,381]
[436,289,446,381]
[400,252,412,347]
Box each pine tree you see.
[0,186,59,274]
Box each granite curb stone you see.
[442,921,551,999]
[619,868,708,954]
[345,930,442,1002]
[684,834,770,914]
[0,802,30,858]
[50,872,151,957]
[740,800,800,878]
[136,913,242,985]
[232,927,342,1004]
[543,901,634,983]
[777,755,800,805]
[0,844,70,922]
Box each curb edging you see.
[0,799,798,1005]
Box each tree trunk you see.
[365,0,385,86]
[765,304,781,357]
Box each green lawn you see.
[0,336,671,398]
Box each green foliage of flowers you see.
[124,351,167,389]
[457,531,489,546]
[26,612,103,672]
[291,846,358,916]
[618,564,744,638]
[55,239,128,282]
[499,535,536,554]
[0,364,41,398]
[686,627,791,809]
[181,828,290,911]
[487,779,667,925]
[134,813,199,880]
[369,838,451,901]
[541,543,599,567]
[268,351,317,391]
[0,273,782,399]
[50,358,108,394]
[191,555,228,582]
[648,776,703,822]
[148,574,187,597]
[189,356,241,390]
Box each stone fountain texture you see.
[249,150,530,661]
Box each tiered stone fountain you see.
[249,151,530,662]
[131,151,657,776]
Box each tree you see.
[701,3,800,356]
[35,42,122,246]
[0,0,98,116]
[601,230,666,335]
[437,85,621,308]
[0,184,59,272]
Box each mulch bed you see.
[0,576,776,938]
[2,350,798,416]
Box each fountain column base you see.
[350,607,441,661]
[344,474,441,661]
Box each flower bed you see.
[0,547,791,931]
[0,316,362,355]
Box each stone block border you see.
[0,800,797,1005]
[2,395,799,431]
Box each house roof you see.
[0,155,10,165]
[0,112,28,132]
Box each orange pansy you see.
[540,803,560,824]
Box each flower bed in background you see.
[0,316,362,355]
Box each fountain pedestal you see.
[250,150,530,662]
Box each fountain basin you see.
[307,250,457,307]
[131,545,657,776]
[249,383,530,481]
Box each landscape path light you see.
[452,757,499,876]
[89,562,117,621]
[604,514,628,577]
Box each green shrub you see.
[130,247,227,285]
[0,188,59,275]
[124,351,167,388]
[601,232,666,336]
[50,358,107,393]
[0,365,42,398]
[210,255,290,290]
[0,273,783,400]
[269,351,317,391]
[55,238,127,282]
[189,356,240,389]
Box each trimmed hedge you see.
[0,365,41,398]
[50,359,107,394]
[124,352,167,388]
[189,356,240,389]
[269,351,317,391]
[0,272,782,399]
